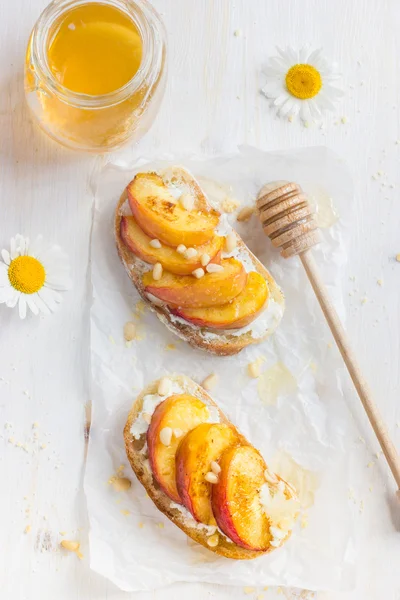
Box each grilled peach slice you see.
[127,173,220,247]
[175,423,239,524]
[147,395,210,503]
[120,215,223,275]
[173,271,268,329]
[142,258,247,308]
[211,445,271,550]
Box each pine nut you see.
[179,193,195,211]
[206,263,224,273]
[149,239,161,249]
[210,460,221,474]
[237,206,255,222]
[200,253,211,267]
[110,477,131,492]
[202,373,218,391]
[277,480,285,493]
[61,540,80,552]
[248,360,262,378]
[176,244,187,254]
[264,469,278,484]
[192,268,205,278]
[158,377,171,397]
[173,428,183,438]
[142,412,152,424]
[123,321,136,342]
[152,263,163,280]
[185,247,198,259]
[205,471,218,484]
[270,526,286,539]
[159,427,172,446]
[224,232,237,253]
[207,533,219,547]
[146,293,164,307]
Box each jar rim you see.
[30,0,165,108]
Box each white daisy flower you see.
[261,46,343,124]
[0,234,71,319]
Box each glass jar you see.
[24,0,167,152]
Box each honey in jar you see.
[25,0,167,152]
[47,3,142,95]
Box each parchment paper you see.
[85,146,357,592]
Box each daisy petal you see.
[0,264,9,287]
[264,66,285,78]
[1,249,10,265]
[44,275,71,291]
[269,56,290,71]
[38,287,59,312]
[6,289,20,308]
[315,61,331,76]
[18,295,27,319]
[10,237,18,260]
[299,46,310,62]
[300,101,312,123]
[26,295,40,316]
[275,47,294,68]
[31,292,51,315]
[306,48,322,67]
[308,100,322,120]
[15,235,26,255]
[279,97,297,117]
[21,237,30,255]
[286,46,299,65]
[273,92,291,107]
[261,82,285,99]
[43,286,62,303]
[0,287,12,304]
[290,101,301,117]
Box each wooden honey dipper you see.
[257,181,400,495]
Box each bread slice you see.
[124,374,274,560]
[115,166,285,356]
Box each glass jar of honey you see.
[25,0,167,152]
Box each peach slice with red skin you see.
[127,173,220,247]
[147,394,210,503]
[120,215,223,276]
[175,423,239,524]
[211,445,272,550]
[142,258,247,309]
[173,271,268,329]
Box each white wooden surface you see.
[1,0,400,598]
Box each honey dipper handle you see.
[300,250,400,491]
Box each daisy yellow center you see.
[8,256,46,294]
[285,64,322,99]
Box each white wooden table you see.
[1,0,400,598]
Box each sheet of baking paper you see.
[85,146,358,592]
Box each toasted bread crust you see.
[115,166,284,355]
[123,375,271,560]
